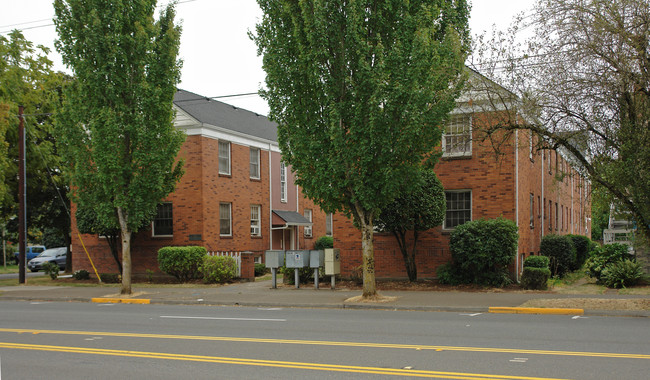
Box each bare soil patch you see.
[521,298,650,311]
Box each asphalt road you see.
[0,301,648,379]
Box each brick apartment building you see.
[71,83,591,281]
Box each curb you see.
[489,307,583,315]
[91,298,150,304]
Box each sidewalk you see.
[1,280,648,317]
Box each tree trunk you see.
[360,220,377,298]
[117,207,132,295]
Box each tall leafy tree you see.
[254,0,470,297]
[469,0,650,240]
[0,31,70,256]
[54,0,185,294]
[375,169,445,282]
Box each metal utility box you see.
[285,250,310,268]
[324,248,340,275]
[265,250,285,268]
[309,250,324,268]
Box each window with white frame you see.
[219,203,232,236]
[304,209,312,237]
[326,213,333,236]
[153,203,173,236]
[250,147,260,179]
[444,190,471,229]
[218,141,231,175]
[280,162,287,202]
[442,114,472,157]
[250,205,261,236]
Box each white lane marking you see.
[510,358,528,363]
[258,307,283,311]
[96,304,115,307]
[572,316,588,319]
[30,302,45,305]
[160,316,286,322]
[460,313,482,317]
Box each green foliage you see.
[200,256,237,284]
[540,234,576,277]
[520,267,551,290]
[566,234,591,269]
[585,243,634,281]
[435,262,462,285]
[54,0,185,293]
[314,236,334,250]
[72,269,90,280]
[254,0,470,296]
[448,218,518,287]
[157,246,206,283]
[280,266,314,285]
[375,169,446,281]
[600,260,644,289]
[42,261,60,280]
[99,273,120,283]
[523,255,550,269]
[0,31,71,246]
[254,263,268,277]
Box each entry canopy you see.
[272,210,313,227]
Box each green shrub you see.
[99,273,120,283]
[567,234,591,269]
[600,260,644,289]
[540,234,576,277]
[42,262,59,280]
[448,217,518,287]
[200,256,237,284]
[254,263,268,277]
[280,266,314,285]
[523,255,550,269]
[520,267,551,290]
[314,236,334,250]
[435,262,463,285]
[585,243,633,280]
[72,269,90,280]
[157,246,206,282]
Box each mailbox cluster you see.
[265,248,340,289]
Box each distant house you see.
[70,90,329,279]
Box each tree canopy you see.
[254,0,470,297]
[54,0,185,294]
[375,169,446,282]
[0,31,70,252]
[469,0,650,239]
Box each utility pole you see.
[18,105,26,284]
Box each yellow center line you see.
[0,342,569,380]
[0,328,648,360]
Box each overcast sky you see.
[1,0,535,116]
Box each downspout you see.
[515,130,520,282]
[571,172,574,234]
[296,184,300,250]
[541,150,544,242]
[268,144,273,250]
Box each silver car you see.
[27,247,67,272]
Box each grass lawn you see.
[0,264,19,275]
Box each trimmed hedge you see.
[520,267,551,290]
[157,246,206,282]
[567,234,591,269]
[523,255,550,269]
[201,255,237,284]
[540,234,576,277]
[448,217,518,287]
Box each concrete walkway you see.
[0,279,648,317]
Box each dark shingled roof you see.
[174,89,278,142]
[273,210,313,226]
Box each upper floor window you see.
[326,213,333,236]
[304,209,312,237]
[153,202,173,236]
[250,147,260,179]
[280,162,287,203]
[444,190,471,229]
[250,205,261,236]
[530,193,535,229]
[442,114,472,157]
[219,141,231,175]
[220,202,232,236]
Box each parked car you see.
[27,247,67,272]
[13,245,46,264]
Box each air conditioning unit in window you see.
[250,226,260,235]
